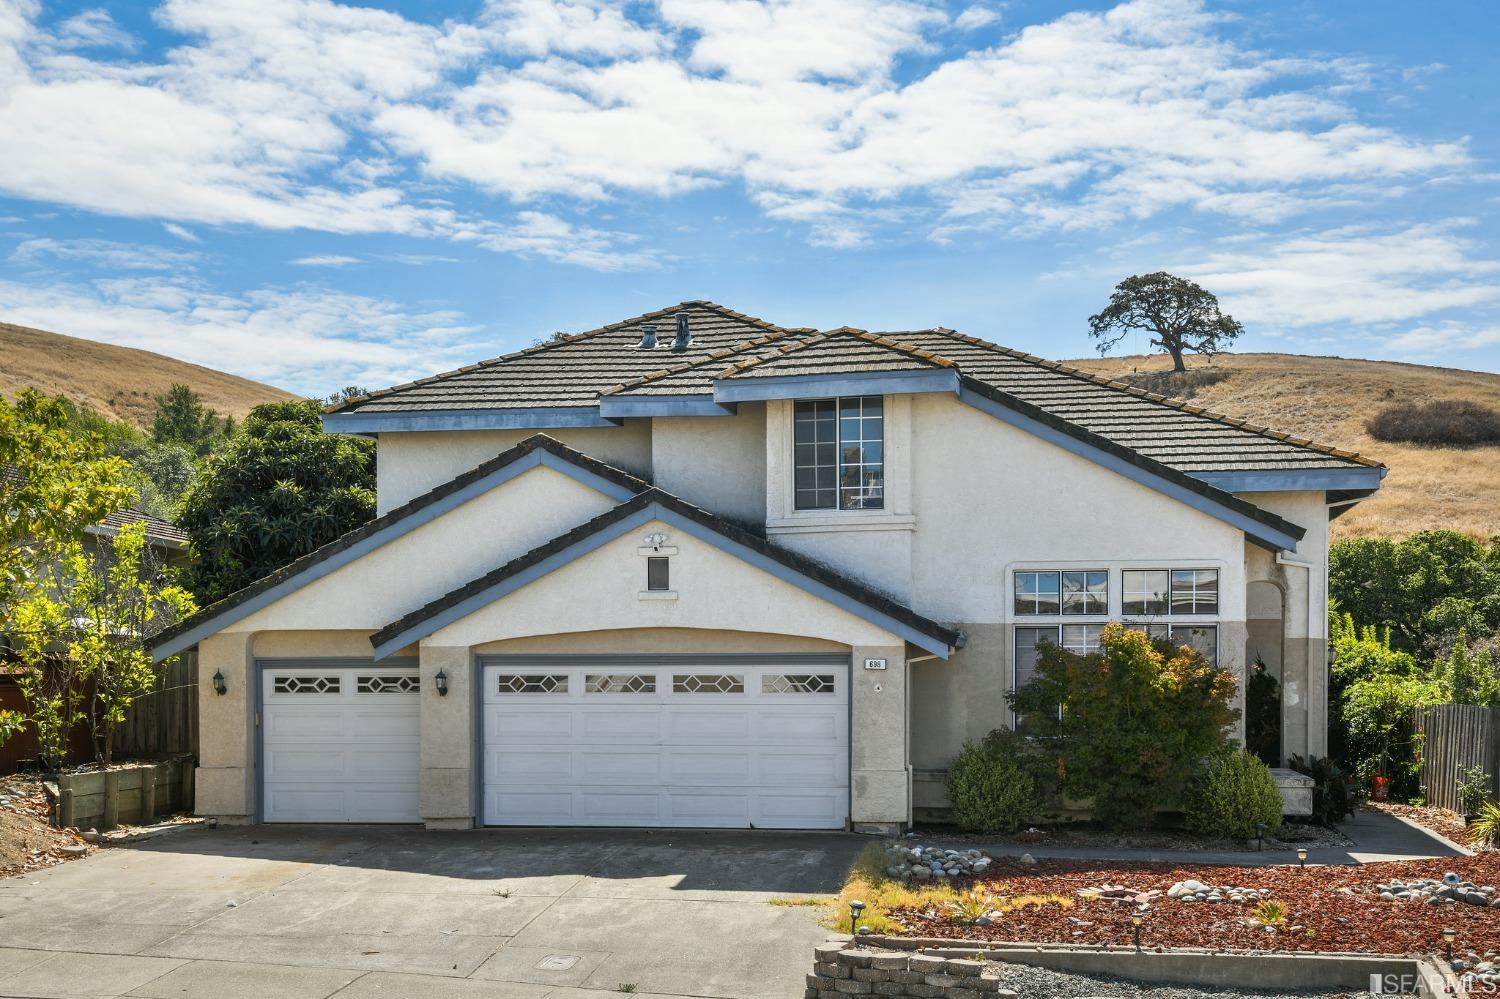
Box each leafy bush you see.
[1288,754,1357,827]
[1366,399,1500,447]
[1342,671,1440,797]
[946,737,1042,834]
[1184,750,1284,840]
[1246,660,1281,767]
[1008,623,1238,830]
[1457,766,1492,816]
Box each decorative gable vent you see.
[639,324,657,349]
[672,312,691,351]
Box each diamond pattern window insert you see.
[356,675,419,694]
[585,673,656,694]
[762,673,836,694]
[497,674,568,694]
[273,676,340,694]
[673,673,745,694]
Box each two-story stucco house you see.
[150,301,1385,833]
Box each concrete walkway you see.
[0,825,866,999]
[958,807,1471,867]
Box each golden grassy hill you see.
[0,321,297,428]
[1065,352,1500,541]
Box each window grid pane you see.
[1122,569,1170,616]
[1014,571,1060,616]
[1061,623,1105,655]
[1061,570,1108,615]
[1171,569,1219,615]
[793,400,837,509]
[837,396,884,510]
[1171,624,1220,665]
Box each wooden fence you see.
[112,650,198,760]
[1414,703,1500,812]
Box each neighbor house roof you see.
[370,485,966,660]
[150,434,962,661]
[324,301,1381,484]
[90,509,191,548]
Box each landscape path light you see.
[1255,822,1267,851]
[848,899,865,940]
[1443,927,1457,962]
[1130,908,1146,951]
[1297,848,1307,869]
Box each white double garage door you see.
[260,655,850,829]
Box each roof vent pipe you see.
[673,312,691,351]
[639,324,657,349]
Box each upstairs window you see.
[1122,568,1219,616]
[1014,570,1107,616]
[793,396,884,510]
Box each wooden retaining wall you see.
[55,756,194,831]
[1414,703,1500,812]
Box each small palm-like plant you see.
[943,886,997,925]
[1254,899,1288,927]
[1467,800,1500,847]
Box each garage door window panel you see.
[273,676,340,694]
[497,673,569,694]
[356,675,419,694]
[673,673,745,694]
[586,673,656,694]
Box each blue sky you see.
[0,0,1496,397]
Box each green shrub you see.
[1457,765,1491,816]
[1008,623,1238,830]
[1468,801,1500,848]
[1288,754,1357,827]
[946,738,1042,834]
[1184,750,1284,840]
[1245,660,1281,767]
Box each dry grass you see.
[1067,352,1500,540]
[826,844,1071,935]
[0,320,297,428]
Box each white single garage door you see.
[480,656,850,829]
[260,658,421,823]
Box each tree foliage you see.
[177,400,375,604]
[1329,531,1500,656]
[1184,749,1284,840]
[8,521,196,764]
[151,383,230,456]
[0,389,132,613]
[1008,623,1238,830]
[1088,272,1243,372]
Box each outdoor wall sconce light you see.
[212,670,226,696]
[1254,822,1267,851]
[848,899,865,939]
[1443,927,1457,961]
[435,670,449,696]
[1296,848,1308,869]
[1131,909,1145,951]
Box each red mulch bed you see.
[890,853,1500,956]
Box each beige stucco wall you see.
[651,404,767,525]
[473,627,846,655]
[375,421,652,513]
[232,464,618,634]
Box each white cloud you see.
[291,254,362,267]
[0,273,487,393]
[1385,322,1500,355]
[1178,221,1500,328]
[10,237,199,271]
[0,0,1478,256]
[161,222,200,242]
[52,9,139,51]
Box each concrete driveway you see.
[0,826,865,999]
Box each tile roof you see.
[94,509,190,547]
[332,301,811,414]
[327,300,1380,475]
[372,485,966,655]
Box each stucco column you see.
[419,644,475,830]
[195,631,256,823]
[850,643,910,834]
[1280,565,1313,764]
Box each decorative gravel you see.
[987,963,1352,999]
[891,852,1500,955]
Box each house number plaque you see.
[863,658,888,670]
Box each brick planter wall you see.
[808,943,1015,999]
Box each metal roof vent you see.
[639,324,657,349]
[672,312,691,352]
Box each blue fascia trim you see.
[712,368,960,404]
[957,388,1303,553]
[322,407,619,433]
[598,395,737,418]
[150,449,638,662]
[372,502,954,661]
[1190,467,1386,493]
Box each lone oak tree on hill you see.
[1088,272,1243,372]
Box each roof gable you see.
[371,488,966,660]
[149,435,647,661]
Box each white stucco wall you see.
[232,464,619,632]
[375,421,653,513]
[650,403,767,524]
